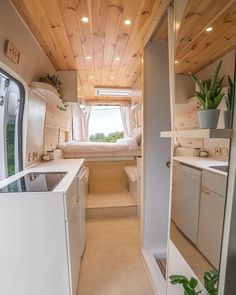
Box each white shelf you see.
[30,82,60,102]
[160,129,232,139]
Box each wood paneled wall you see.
[86,160,136,194]
[44,101,72,153]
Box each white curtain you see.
[120,105,132,137]
[72,103,91,141]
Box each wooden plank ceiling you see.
[12,0,165,100]
[175,0,236,74]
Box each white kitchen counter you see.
[0,159,84,192]
[173,156,228,176]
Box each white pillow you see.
[116,138,139,151]
[129,127,142,145]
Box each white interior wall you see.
[142,40,171,251]
[0,1,54,85]
[0,0,55,169]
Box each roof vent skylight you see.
[95,88,132,97]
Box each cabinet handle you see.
[201,188,210,195]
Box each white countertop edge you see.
[0,159,85,192]
[173,156,228,176]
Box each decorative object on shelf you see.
[199,150,208,158]
[170,269,219,295]
[191,60,225,129]
[40,74,69,111]
[224,76,234,129]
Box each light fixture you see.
[175,60,178,64]
[95,87,132,97]
[124,19,131,25]
[86,56,92,60]
[115,57,121,61]
[206,27,213,32]
[89,75,94,79]
[110,76,115,80]
[81,16,89,23]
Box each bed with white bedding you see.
[58,128,142,159]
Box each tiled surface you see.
[87,191,136,208]
[77,217,153,295]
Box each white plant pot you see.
[198,109,220,129]
[223,110,232,129]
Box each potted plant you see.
[191,60,225,129]
[170,269,219,295]
[224,76,234,129]
[40,73,69,111]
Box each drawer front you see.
[202,170,227,197]
[65,177,78,219]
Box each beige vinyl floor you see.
[77,216,153,295]
[87,191,136,208]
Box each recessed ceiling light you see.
[111,76,115,80]
[124,19,132,25]
[206,27,213,32]
[115,57,121,61]
[175,60,178,64]
[81,16,89,23]
[86,56,92,60]
[89,75,94,79]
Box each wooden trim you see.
[143,0,172,46]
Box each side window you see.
[0,70,24,180]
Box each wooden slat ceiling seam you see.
[12,0,170,100]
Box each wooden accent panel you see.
[44,102,72,152]
[12,0,169,100]
[175,0,236,74]
[86,160,136,193]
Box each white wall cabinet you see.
[197,170,227,268]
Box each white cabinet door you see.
[197,188,225,268]
[66,201,81,295]
[174,165,201,244]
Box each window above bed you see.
[89,106,124,142]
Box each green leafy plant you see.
[170,275,201,295]
[191,60,224,110]
[225,76,234,111]
[204,270,219,295]
[170,269,219,295]
[40,74,69,111]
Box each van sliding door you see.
[0,70,24,180]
